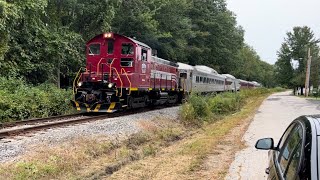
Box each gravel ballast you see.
[0,106,179,163]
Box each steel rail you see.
[0,114,109,139]
[0,114,85,129]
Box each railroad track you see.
[0,114,86,129]
[0,114,109,139]
[0,105,178,139]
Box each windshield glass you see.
[121,43,134,55]
[88,44,100,55]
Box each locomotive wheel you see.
[144,95,150,106]
[173,94,178,104]
[127,96,134,109]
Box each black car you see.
[255,115,320,180]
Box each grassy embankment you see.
[0,77,74,122]
[0,88,283,179]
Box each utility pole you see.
[305,48,312,97]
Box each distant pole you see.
[305,48,312,97]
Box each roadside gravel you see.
[0,106,179,163]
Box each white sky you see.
[226,0,320,64]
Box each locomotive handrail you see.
[73,68,84,95]
[112,67,123,97]
[121,68,132,95]
[96,58,123,96]
[96,58,106,76]
[109,58,115,82]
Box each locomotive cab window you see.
[88,44,100,55]
[121,43,134,55]
[141,49,148,61]
[107,40,114,54]
[121,58,133,67]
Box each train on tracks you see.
[71,33,261,113]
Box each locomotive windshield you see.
[107,40,114,54]
[88,44,100,55]
[121,43,134,55]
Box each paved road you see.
[225,91,320,180]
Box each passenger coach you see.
[178,62,226,94]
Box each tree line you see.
[0,0,275,87]
[275,26,320,93]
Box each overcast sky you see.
[226,0,320,64]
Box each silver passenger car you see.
[178,63,226,94]
[222,74,240,92]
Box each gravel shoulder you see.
[0,106,179,163]
[226,91,320,179]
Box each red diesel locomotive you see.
[71,33,184,112]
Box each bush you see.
[0,77,73,122]
[179,88,274,126]
[179,94,212,126]
[208,93,244,115]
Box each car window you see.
[277,123,296,150]
[285,140,302,179]
[278,124,303,177]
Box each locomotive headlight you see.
[103,33,113,39]
[108,83,114,88]
[78,82,83,87]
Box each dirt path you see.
[226,91,320,179]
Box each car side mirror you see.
[255,138,274,150]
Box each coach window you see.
[122,43,134,55]
[107,40,114,54]
[196,76,199,83]
[180,73,187,78]
[88,44,100,55]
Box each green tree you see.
[112,0,158,42]
[153,0,192,62]
[275,26,320,90]
[187,0,244,73]
[0,0,274,88]
[1,0,83,86]
[232,44,275,87]
[275,43,294,87]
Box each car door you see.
[269,122,304,180]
